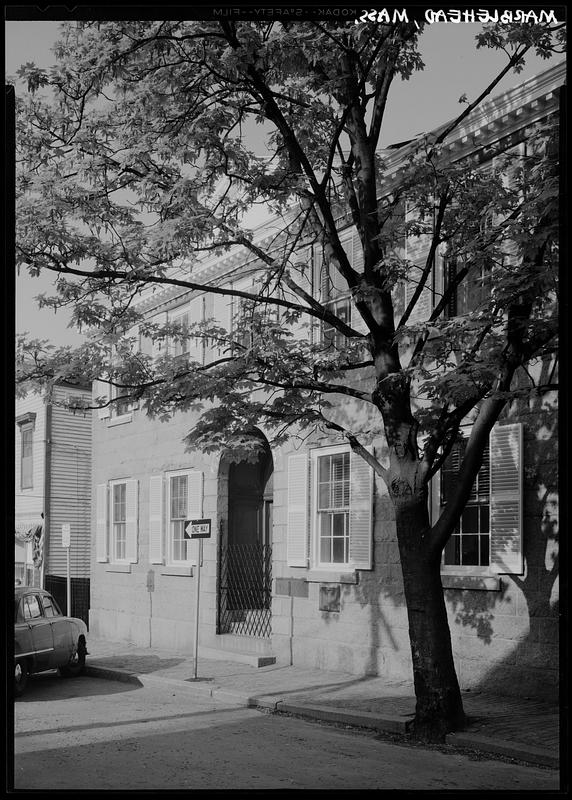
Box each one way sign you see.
[184,519,212,539]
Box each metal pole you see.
[193,538,202,679]
[66,547,71,616]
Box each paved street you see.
[13,673,558,791]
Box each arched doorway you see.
[217,436,273,638]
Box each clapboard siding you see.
[46,386,93,578]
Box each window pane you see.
[461,534,479,566]
[332,536,346,563]
[480,535,490,567]
[444,535,460,565]
[332,512,346,538]
[318,483,331,510]
[461,505,478,533]
[320,534,331,563]
[480,505,490,533]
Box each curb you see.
[85,664,558,770]
[445,732,559,769]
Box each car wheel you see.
[59,637,86,678]
[15,659,29,697]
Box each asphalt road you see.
[12,672,559,791]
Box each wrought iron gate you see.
[217,543,272,638]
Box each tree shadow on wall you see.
[332,362,559,696]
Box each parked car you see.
[14,586,88,697]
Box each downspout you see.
[42,402,53,589]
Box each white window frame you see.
[109,479,128,563]
[96,479,139,566]
[311,444,351,570]
[165,468,202,566]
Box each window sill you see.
[306,569,358,585]
[441,574,501,592]
[160,565,195,577]
[107,413,133,426]
[105,563,132,573]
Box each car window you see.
[23,595,43,620]
[14,598,25,624]
[42,595,62,617]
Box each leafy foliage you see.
[15,18,560,505]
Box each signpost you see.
[62,524,71,616]
[184,519,212,679]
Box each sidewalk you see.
[84,635,560,770]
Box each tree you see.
[14,19,563,741]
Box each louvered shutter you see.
[94,381,111,420]
[148,475,164,564]
[349,448,374,570]
[287,453,309,567]
[124,479,139,564]
[96,483,108,562]
[490,423,523,574]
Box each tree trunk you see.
[393,491,466,742]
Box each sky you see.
[6,16,564,348]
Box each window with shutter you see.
[107,479,139,563]
[438,422,523,576]
[307,444,374,571]
[166,469,203,566]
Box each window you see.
[172,311,191,358]
[435,423,524,576]
[170,297,205,364]
[111,481,127,561]
[286,446,373,571]
[444,254,492,317]
[155,469,204,566]
[323,297,352,351]
[441,441,490,568]
[41,595,62,618]
[317,229,368,348]
[111,385,132,418]
[23,594,42,620]
[317,451,350,564]
[95,480,139,565]
[20,424,34,489]
[170,474,189,562]
[17,413,36,490]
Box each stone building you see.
[88,62,562,699]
